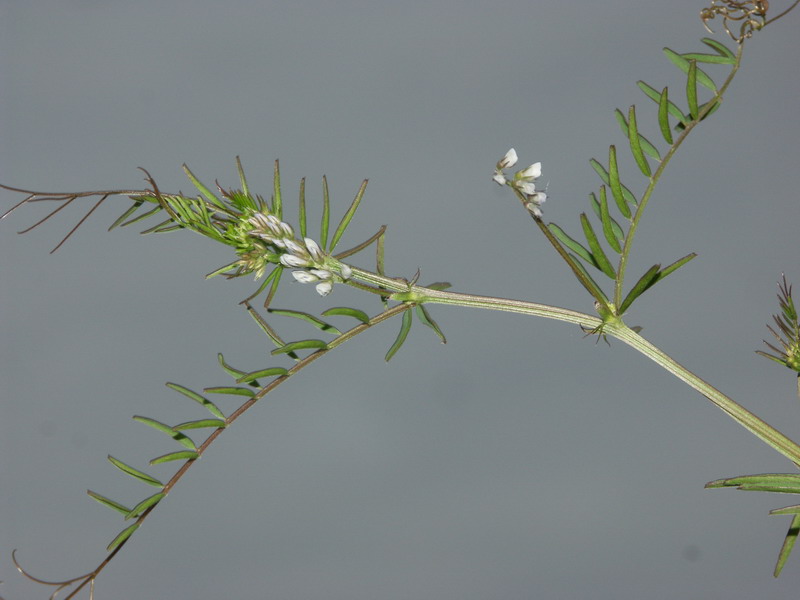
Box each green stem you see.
[346,265,800,466]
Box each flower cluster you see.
[758,275,800,372]
[492,148,547,218]
[248,212,352,296]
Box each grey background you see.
[2,1,799,598]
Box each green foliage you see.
[544,38,736,323]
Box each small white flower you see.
[280,254,310,268]
[517,181,537,196]
[264,214,285,236]
[338,263,352,280]
[517,162,542,181]
[524,191,547,219]
[292,270,319,283]
[283,239,306,257]
[497,148,518,169]
[315,280,333,296]
[492,171,507,186]
[309,268,332,279]
[279,221,294,238]
[304,237,324,262]
[526,203,543,218]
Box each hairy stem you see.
[346,265,800,466]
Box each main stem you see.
[347,266,800,466]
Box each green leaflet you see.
[272,159,282,219]
[618,264,661,315]
[657,253,697,280]
[657,87,673,145]
[568,255,610,306]
[681,51,736,65]
[246,301,293,354]
[141,218,179,235]
[416,304,446,344]
[707,471,800,577]
[108,200,145,230]
[119,205,163,229]
[87,490,132,516]
[614,107,661,162]
[150,450,199,465]
[268,308,343,335]
[166,382,226,420]
[172,418,227,431]
[298,176,307,239]
[126,492,165,520]
[706,473,800,493]
[320,175,331,250]
[329,179,368,252]
[217,353,258,386]
[322,306,371,324]
[616,255,695,316]
[686,60,699,119]
[133,415,197,450]
[205,386,256,398]
[236,367,289,384]
[607,146,630,219]
[589,158,638,213]
[548,223,597,269]
[626,106,653,177]
[182,164,227,211]
[774,513,800,577]
[663,48,717,92]
[272,339,329,355]
[385,307,413,362]
[701,37,736,61]
[579,214,616,279]
[236,155,251,198]
[107,523,140,552]
[591,188,623,254]
[637,81,689,127]
[107,455,163,488]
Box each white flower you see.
[280,254,310,268]
[338,263,352,280]
[279,221,294,238]
[292,270,319,283]
[309,269,332,279]
[497,148,518,169]
[517,162,542,181]
[526,203,543,218]
[524,191,547,219]
[283,239,306,257]
[304,237,324,262]
[315,280,333,296]
[517,181,537,196]
[492,171,507,186]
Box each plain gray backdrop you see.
[2,1,799,598]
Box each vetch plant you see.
[2,0,799,596]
